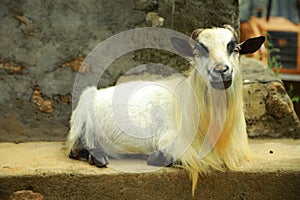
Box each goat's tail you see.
[66,86,98,155]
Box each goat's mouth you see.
[210,79,232,90]
[208,68,233,90]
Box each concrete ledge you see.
[0,139,299,199]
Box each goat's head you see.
[171,25,265,90]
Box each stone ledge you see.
[0,139,299,199]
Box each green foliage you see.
[287,84,300,103]
[265,32,299,103]
[265,32,282,77]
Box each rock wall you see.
[0,0,238,142]
[241,57,300,138]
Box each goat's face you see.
[171,26,265,90]
[192,27,239,90]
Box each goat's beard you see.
[210,79,232,90]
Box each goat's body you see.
[67,77,185,159]
[67,68,249,169]
[67,67,249,197]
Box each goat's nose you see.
[213,64,229,74]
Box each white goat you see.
[66,25,264,195]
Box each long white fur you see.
[66,27,250,196]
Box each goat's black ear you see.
[170,37,194,57]
[239,36,265,54]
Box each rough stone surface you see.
[0,139,300,199]
[0,0,238,142]
[0,140,299,199]
[241,57,300,138]
[9,190,43,200]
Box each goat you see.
[66,25,265,195]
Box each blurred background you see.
[239,0,300,118]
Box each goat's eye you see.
[233,46,240,53]
[227,40,237,55]
[194,42,209,57]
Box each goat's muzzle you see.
[209,64,232,90]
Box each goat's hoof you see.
[87,149,110,167]
[69,149,89,160]
[69,152,75,159]
[147,151,173,167]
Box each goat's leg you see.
[147,129,182,167]
[69,138,110,167]
[147,132,174,166]
[68,138,86,159]
[87,148,110,167]
[147,151,174,166]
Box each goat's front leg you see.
[146,129,178,167]
[69,139,110,167]
[147,151,174,166]
[87,148,110,167]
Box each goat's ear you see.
[170,37,194,57]
[239,36,265,54]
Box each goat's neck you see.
[184,68,241,149]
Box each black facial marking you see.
[194,42,209,57]
[210,80,232,90]
[227,39,238,55]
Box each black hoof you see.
[69,145,110,167]
[69,149,89,160]
[147,151,173,167]
[69,138,87,159]
[69,152,75,159]
[87,149,110,167]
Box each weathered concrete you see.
[0,139,299,199]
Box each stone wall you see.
[0,0,238,142]
[241,57,300,138]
